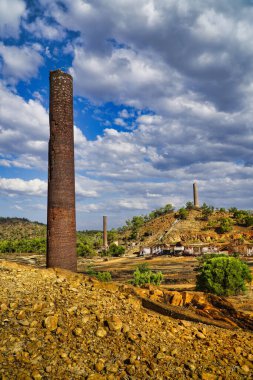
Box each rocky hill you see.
[1,260,253,379]
[122,210,253,253]
[0,218,46,240]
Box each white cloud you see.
[119,109,132,118]
[2,0,253,226]
[114,118,127,127]
[69,46,167,106]
[0,82,48,168]
[0,177,47,196]
[24,18,66,40]
[0,43,44,83]
[0,0,26,38]
[117,199,149,210]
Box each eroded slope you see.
[0,261,253,379]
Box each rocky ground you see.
[1,261,253,379]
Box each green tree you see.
[107,229,118,244]
[229,207,238,214]
[177,207,189,220]
[196,256,252,296]
[108,243,125,257]
[201,203,214,221]
[77,242,96,257]
[185,201,194,210]
[132,264,163,286]
[245,215,253,227]
[217,218,233,234]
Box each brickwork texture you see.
[47,70,77,271]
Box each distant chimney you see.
[103,216,108,249]
[193,182,200,208]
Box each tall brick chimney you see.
[193,182,200,209]
[103,215,108,249]
[47,69,77,271]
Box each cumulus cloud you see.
[0,82,48,168]
[41,0,253,112]
[69,46,168,107]
[0,177,47,196]
[24,18,66,40]
[0,43,44,83]
[2,0,253,226]
[0,0,26,38]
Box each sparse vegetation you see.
[201,203,214,221]
[86,265,112,282]
[0,238,46,254]
[185,201,194,210]
[232,209,253,227]
[96,271,112,282]
[132,264,163,286]
[196,256,252,296]
[123,204,174,239]
[77,242,96,257]
[177,207,189,220]
[216,217,234,234]
[107,243,125,257]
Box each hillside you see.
[0,218,46,240]
[0,209,253,256]
[1,260,253,379]
[122,209,253,253]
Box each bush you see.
[217,218,233,234]
[245,215,253,227]
[108,243,125,257]
[137,263,150,273]
[86,265,97,276]
[86,265,112,282]
[185,201,194,210]
[0,238,46,254]
[77,242,96,257]
[201,203,214,221]
[196,256,252,296]
[177,207,189,220]
[132,264,163,286]
[96,271,112,282]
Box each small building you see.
[139,245,162,256]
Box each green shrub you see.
[77,242,96,257]
[86,265,97,277]
[196,256,252,296]
[0,238,46,254]
[206,220,218,228]
[177,207,189,220]
[137,263,150,273]
[96,271,112,282]
[132,265,163,286]
[245,215,253,227]
[201,203,214,221]
[185,201,194,210]
[86,265,112,282]
[108,243,125,257]
[216,218,233,234]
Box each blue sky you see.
[0,0,253,229]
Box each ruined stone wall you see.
[47,70,77,271]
